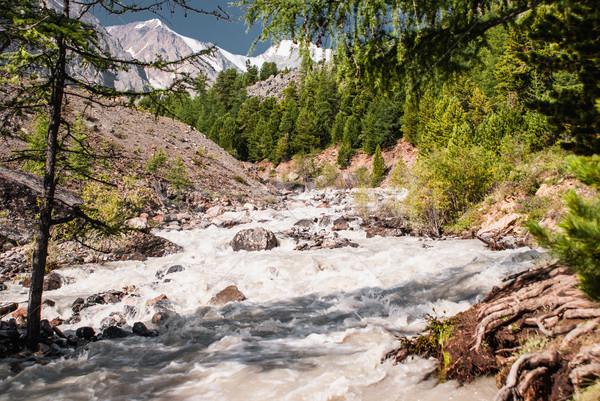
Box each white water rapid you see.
[0,189,544,401]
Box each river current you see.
[0,189,543,400]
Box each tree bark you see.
[25,0,69,351]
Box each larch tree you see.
[0,0,227,350]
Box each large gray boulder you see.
[231,228,278,252]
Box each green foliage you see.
[78,177,151,232]
[317,162,339,188]
[406,144,498,235]
[529,155,600,300]
[146,148,168,173]
[397,312,456,371]
[259,61,278,81]
[370,144,385,187]
[166,155,193,192]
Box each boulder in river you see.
[102,326,129,339]
[231,228,278,252]
[44,272,63,291]
[209,285,246,306]
[76,326,96,339]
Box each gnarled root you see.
[493,351,559,401]
[568,343,600,394]
[471,269,590,351]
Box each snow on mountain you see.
[105,19,333,89]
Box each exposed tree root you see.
[569,344,600,394]
[493,351,559,401]
[386,263,600,401]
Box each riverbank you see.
[388,262,600,401]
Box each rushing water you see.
[0,189,543,400]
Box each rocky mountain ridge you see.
[106,19,332,88]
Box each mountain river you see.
[0,189,544,400]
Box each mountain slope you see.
[106,19,332,88]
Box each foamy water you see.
[0,189,542,400]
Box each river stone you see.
[132,322,157,337]
[44,272,63,291]
[76,326,95,339]
[209,285,246,306]
[331,217,349,231]
[0,302,18,317]
[102,326,129,339]
[231,228,278,252]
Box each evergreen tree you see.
[293,110,319,154]
[522,1,600,152]
[259,61,278,81]
[371,145,386,187]
[529,155,600,300]
[243,60,259,86]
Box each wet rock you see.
[132,322,157,337]
[364,216,409,238]
[100,312,127,330]
[294,219,315,228]
[12,308,27,324]
[212,214,251,228]
[331,217,349,231]
[318,216,333,227]
[151,310,178,326]
[209,285,246,306]
[72,298,85,313]
[76,326,95,339]
[44,272,63,291]
[102,326,129,339]
[166,265,184,275]
[118,231,183,259]
[0,302,18,317]
[43,299,56,307]
[155,265,185,279]
[147,294,168,307]
[123,305,137,318]
[231,228,279,252]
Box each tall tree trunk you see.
[25,2,69,351]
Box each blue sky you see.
[95,0,271,55]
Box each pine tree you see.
[522,1,600,152]
[259,61,278,81]
[371,145,386,187]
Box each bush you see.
[405,144,498,235]
[167,155,193,192]
[146,148,167,173]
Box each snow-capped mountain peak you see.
[104,20,333,89]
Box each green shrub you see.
[406,144,498,234]
[167,155,193,192]
[146,148,167,173]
